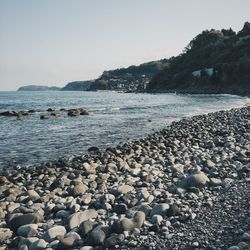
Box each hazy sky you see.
[0,0,249,91]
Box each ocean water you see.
[0,91,249,168]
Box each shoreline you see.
[0,106,249,249]
[0,93,249,170]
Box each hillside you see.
[61,81,93,91]
[147,22,250,96]
[88,59,169,92]
[17,85,61,91]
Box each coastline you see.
[0,106,249,249]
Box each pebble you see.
[0,106,249,249]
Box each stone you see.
[227,246,240,250]
[180,171,209,189]
[0,176,9,185]
[19,245,29,250]
[87,146,100,153]
[42,226,66,243]
[40,115,50,120]
[17,224,39,237]
[81,221,97,236]
[57,236,77,249]
[106,163,118,173]
[80,247,94,250]
[29,239,47,250]
[112,211,145,233]
[8,213,43,232]
[69,183,88,197]
[0,207,5,219]
[68,210,98,229]
[205,160,216,168]
[151,215,163,225]
[105,233,125,248]
[242,232,250,241]
[0,228,13,242]
[210,178,222,186]
[64,231,81,240]
[0,111,18,117]
[27,190,40,201]
[166,204,181,217]
[47,108,55,112]
[83,163,96,174]
[113,203,127,214]
[87,229,106,246]
[150,203,170,217]
[117,185,134,194]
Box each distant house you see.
[192,68,214,77]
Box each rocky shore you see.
[0,107,89,120]
[0,106,249,250]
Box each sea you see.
[0,91,249,169]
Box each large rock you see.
[0,207,5,219]
[29,239,47,250]
[42,225,66,242]
[0,228,13,242]
[87,229,106,246]
[68,210,98,229]
[81,221,97,236]
[105,233,125,248]
[112,211,145,233]
[27,190,40,201]
[0,111,18,117]
[179,171,209,189]
[150,203,170,217]
[69,183,88,197]
[8,213,43,232]
[17,224,39,237]
[117,185,134,194]
[87,225,111,246]
[57,236,77,249]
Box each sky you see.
[0,0,250,91]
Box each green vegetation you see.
[147,22,250,96]
[88,59,169,92]
[61,81,93,91]
[17,85,61,91]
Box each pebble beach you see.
[0,106,249,250]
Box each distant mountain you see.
[17,85,61,91]
[147,22,250,96]
[61,81,93,91]
[88,59,169,92]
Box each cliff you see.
[147,22,250,96]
